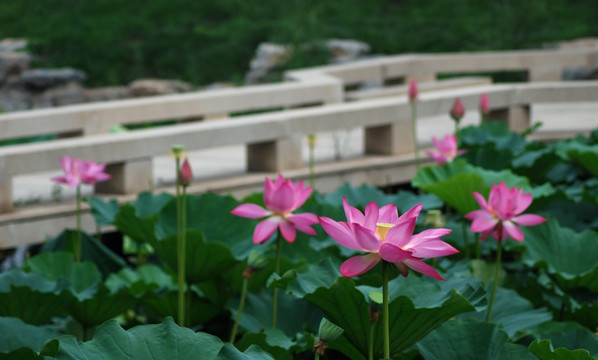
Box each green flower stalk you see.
[272,232,282,328]
[408,81,420,169]
[307,134,317,188]
[51,155,110,262]
[172,145,191,327]
[230,251,267,343]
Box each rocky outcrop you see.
[128,78,192,97]
[245,39,372,84]
[558,38,598,80]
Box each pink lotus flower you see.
[450,98,465,122]
[464,181,546,242]
[426,134,467,166]
[480,94,490,115]
[408,80,418,102]
[231,174,318,244]
[51,155,110,188]
[320,198,458,280]
[179,158,193,186]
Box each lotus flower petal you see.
[340,254,381,277]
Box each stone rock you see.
[128,78,192,97]
[0,52,30,83]
[245,42,293,84]
[325,39,371,63]
[21,68,86,91]
[0,88,32,112]
[0,38,28,53]
[32,81,85,108]
[558,38,598,80]
[84,86,130,102]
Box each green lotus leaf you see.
[0,268,71,325]
[131,191,173,217]
[67,283,138,328]
[105,264,177,295]
[149,229,238,284]
[566,142,598,178]
[86,197,119,227]
[41,230,126,278]
[55,317,272,359]
[278,260,484,359]
[0,317,59,354]
[228,287,322,336]
[316,183,398,208]
[235,329,296,360]
[156,193,256,260]
[522,219,598,291]
[412,159,549,215]
[23,252,102,294]
[527,321,598,355]
[459,286,552,339]
[416,319,536,360]
[529,339,596,360]
[114,203,158,245]
[140,287,222,327]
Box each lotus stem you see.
[368,319,375,360]
[382,262,390,359]
[411,102,420,169]
[462,220,470,258]
[75,185,82,262]
[272,232,282,328]
[230,275,249,343]
[175,155,185,327]
[486,232,503,322]
[308,134,316,188]
[475,232,481,260]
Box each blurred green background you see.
[1,0,597,87]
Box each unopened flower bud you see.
[450,98,465,123]
[424,209,446,228]
[171,144,185,158]
[247,250,268,271]
[179,159,193,186]
[408,80,418,102]
[307,134,318,148]
[479,94,490,115]
[318,318,344,342]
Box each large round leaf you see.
[529,339,596,360]
[416,319,536,360]
[55,317,273,359]
[275,259,485,359]
[0,317,59,354]
[522,219,598,291]
[0,269,71,325]
[149,229,238,284]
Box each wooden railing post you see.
[364,115,413,156]
[489,105,531,133]
[94,158,153,194]
[528,68,562,82]
[246,138,303,172]
[0,177,13,213]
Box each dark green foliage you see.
[1,0,597,86]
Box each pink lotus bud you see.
[408,81,418,102]
[480,94,490,115]
[179,159,193,186]
[450,98,465,122]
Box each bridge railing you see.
[1,47,598,248]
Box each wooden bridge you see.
[1,47,597,248]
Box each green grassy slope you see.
[1,0,597,86]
